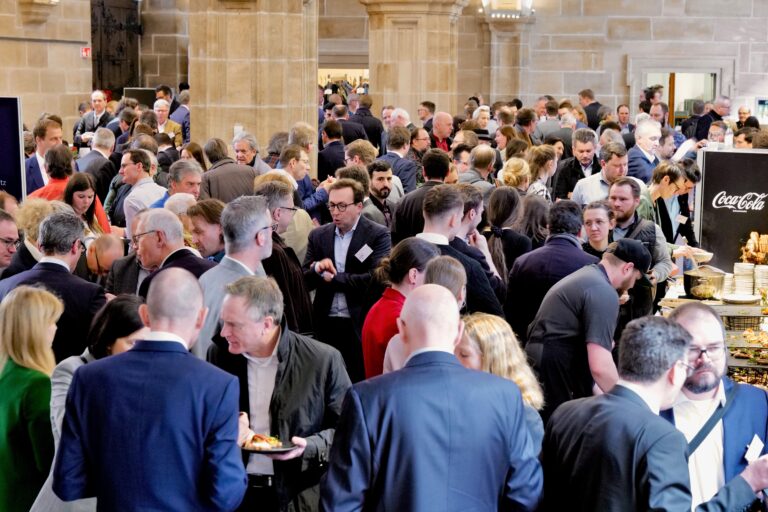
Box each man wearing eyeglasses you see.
[665,302,768,510]
[303,178,391,382]
[543,316,768,511]
[0,209,19,277]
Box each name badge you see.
[676,214,688,225]
[745,434,764,463]
[355,244,373,262]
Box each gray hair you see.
[266,132,289,155]
[38,212,84,255]
[232,132,259,154]
[472,105,490,120]
[153,99,170,110]
[634,112,651,125]
[618,316,690,383]
[225,276,284,324]
[169,159,202,184]
[635,120,662,140]
[220,196,270,253]
[560,113,577,128]
[391,107,411,124]
[600,128,625,147]
[572,127,597,146]
[253,181,293,213]
[92,127,115,151]
[164,193,197,216]
[177,90,190,105]
[140,208,184,245]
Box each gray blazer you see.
[31,350,97,512]
[196,256,266,359]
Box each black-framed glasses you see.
[0,237,21,250]
[327,202,354,212]
[677,360,696,377]
[256,224,277,237]
[686,344,725,362]
[131,230,158,246]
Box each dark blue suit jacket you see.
[321,351,543,511]
[377,152,419,193]
[53,340,247,511]
[0,261,105,362]
[662,378,768,483]
[170,105,191,145]
[138,248,216,298]
[24,155,45,195]
[627,145,659,184]
[317,140,345,181]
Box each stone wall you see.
[319,0,369,68]
[0,0,92,134]
[140,0,189,90]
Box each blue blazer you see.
[52,340,247,511]
[321,351,543,511]
[661,377,768,483]
[24,155,45,195]
[627,145,659,184]
[170,106,191,145]
[377,152,419,193]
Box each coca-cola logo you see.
[712,191,767,212]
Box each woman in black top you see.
[582,200,615,259]
[486,187,532,283]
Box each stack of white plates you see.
[755,265,768,293]
[723,273,734,295]
[734,263,755,295]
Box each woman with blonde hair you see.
[456,313,544,450]
[526,144,558,203]
[497,157,530,194]
[0,286,63,512]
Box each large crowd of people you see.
[2,83,768,511]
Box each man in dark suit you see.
[506,200,599,343]
[73,90,114,148]
[391,149,450,244]
[543,316,768,511]
[136,208,215,298]
[208,276,350,511]
[332,104,368,145]
[418,100,435,132]
[105,251,145,295]
[348,94,383,152]
[553,128,601,200]
[26,117,63,196]
[0,212,106,362]
[415,185,504,317]
[169,89,191,145]
[376,126,419,193]
[627,120,662,184]
[155,83,181,115]
[317,119,346,182]
[53,268,247,511]
[303,179,391,382]
[578,88,602,131]
[321,284,543,511]
[666,302,768,510]
[78,128,117,203]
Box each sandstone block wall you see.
[0,0,92,134]
[140,0,189,91]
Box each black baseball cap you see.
[605,239,652,275]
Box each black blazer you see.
[339,119,368,145]
[86,158,118,204]
[438,243,504,317]
[553,156,602,200]
[348,108,384,151]
[105,252,141,295]
[302,215,391,340]
[138,248,216,298]
[0,262,106,362]
[544,385,757,511]
[390,181,442,244]
[317,140,346,181]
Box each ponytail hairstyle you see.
[487,187,522,285]
[373,237,440,287]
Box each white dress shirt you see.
[328,216,361,318]
[672,384,726,509]
[244,341,279,475]
[35,152,50,186]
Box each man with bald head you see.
[322,285,543,511]
[429,111,454,152]
[54,268,248,511]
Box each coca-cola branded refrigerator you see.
[695,148,768,270]
[0,97,25,200]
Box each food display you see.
[730,367,768,390]
[740,232,768,265]
[244,434,283,451]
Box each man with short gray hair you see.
[544,315,768,511]
[458,144,495,205]
[208,276,350,511]
[197,196,273,359]
[77,127,118,203]
[154,98,183,147]
[553,127,601,200]
[0,212,106,361]
[201,138,258,203]
[628,120,662,183]
[233,132,271,175]
[695,95,731,142]
[150,159,203,208]
[136,208,215,298]
[74,90,114,148]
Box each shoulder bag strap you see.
[688,384,740,454]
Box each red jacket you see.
[362,288,405,378]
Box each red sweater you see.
[362,288,405,379]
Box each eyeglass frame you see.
[686,343,726,362]
[327,202,358,212]
[0,236,21,250]
[131,230,158,247]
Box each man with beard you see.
[665,302,768,511]
[525,239,652,423]
[366,161,394,228]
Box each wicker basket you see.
[723,316,763,330]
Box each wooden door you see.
[91,0,141,98]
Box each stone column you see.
[486,17,533,104]
[188,0,318,156]
[360,0,469,117]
